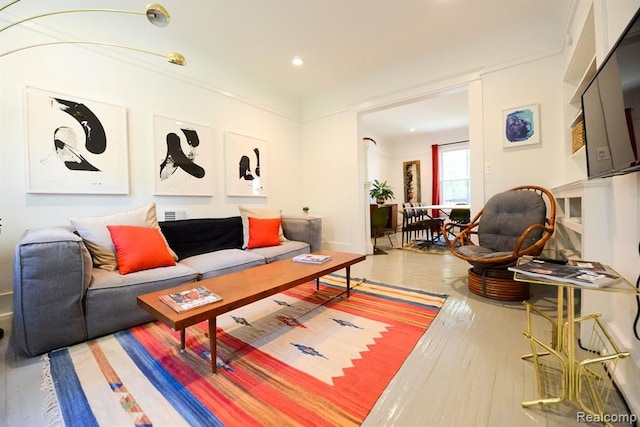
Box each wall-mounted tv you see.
[582,6,640,180]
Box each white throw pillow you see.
[70,202,178,271]
[238,206,287,249]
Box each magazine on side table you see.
[292,254,332,264]
[509,259,621,288]
[160,286,222,313]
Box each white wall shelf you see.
[568,56,597,106]
[563,4,595,172]
[552,178,612,263]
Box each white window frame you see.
[439,142,470,205]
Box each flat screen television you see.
[581,6,640,179]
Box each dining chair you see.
[371,206,392,254]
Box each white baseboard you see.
[0,292,12,320]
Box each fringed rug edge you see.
[40,354,63,427]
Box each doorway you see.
[359,86,470,253]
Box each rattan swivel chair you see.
[444,185,556,301]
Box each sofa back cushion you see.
[159,217,243,260]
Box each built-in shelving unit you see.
[552,178,612,267]
[563,5,596,157]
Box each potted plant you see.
[369,179,395,205]
[302,206,310,214]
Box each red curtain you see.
[431,144,440,218]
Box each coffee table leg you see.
[209,317,217,375]
[316,277,320,290]
[180,329,185,351]
[346,266,351,298]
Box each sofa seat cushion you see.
[85,264,199,339]
[248,240,310,263]
[179,249,266,280]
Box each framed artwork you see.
[26,87,129,194]
[225,132,267,197]
[503,103,540,148]
[153,115,214,196]
[403,160,421,203]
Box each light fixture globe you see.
[166,52,186,66]
[146,3,170,27]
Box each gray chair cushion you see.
[477,190,546,252]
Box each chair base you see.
[467,266,530,301]
[373,247,387,255]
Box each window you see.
[439,145,470,204]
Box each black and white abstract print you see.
[154,115,214,196]
[225,132,266,197]
[26,87,129,194]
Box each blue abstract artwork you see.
[503,104,540,147]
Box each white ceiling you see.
[1,0,574,138]
[360,88,470,140]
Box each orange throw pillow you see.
[107,225,176,275]
[247,217,283,249]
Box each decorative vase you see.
[376,197,385,205]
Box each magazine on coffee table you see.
[509,259,620,288]
[160,286,222,313]
[292,254,332,264]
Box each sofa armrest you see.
[12,226,92,356]
[281,215,322,252]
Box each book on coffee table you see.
[160,286,222,313]
[509,259,620,288]
[292,254,332,264]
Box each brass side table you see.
[514,258,638,421]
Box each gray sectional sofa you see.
[12,215,322,357]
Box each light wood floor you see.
[0,234,634,426]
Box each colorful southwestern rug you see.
[43,275,447,426]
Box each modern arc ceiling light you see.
[0,3,171,33]
[0,41,186,66]
[145,3,170,27]
[0,1,184,65]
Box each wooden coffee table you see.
[137,250,366,374]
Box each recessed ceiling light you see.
[409,128,416,132]
[292,57,304,67]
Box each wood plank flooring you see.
[0,233,634,426]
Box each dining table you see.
[403,204,470,219]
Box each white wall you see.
[389,128,469,207]
[366,137,394,194]
[479,55,565,196]
[0,44,303,316]
[301,111,363,253]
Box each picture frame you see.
[153,115,214,196]
[403,160,421,204]
[503,103,540,148]
[224,132,267,197]
[25,87,129,194]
